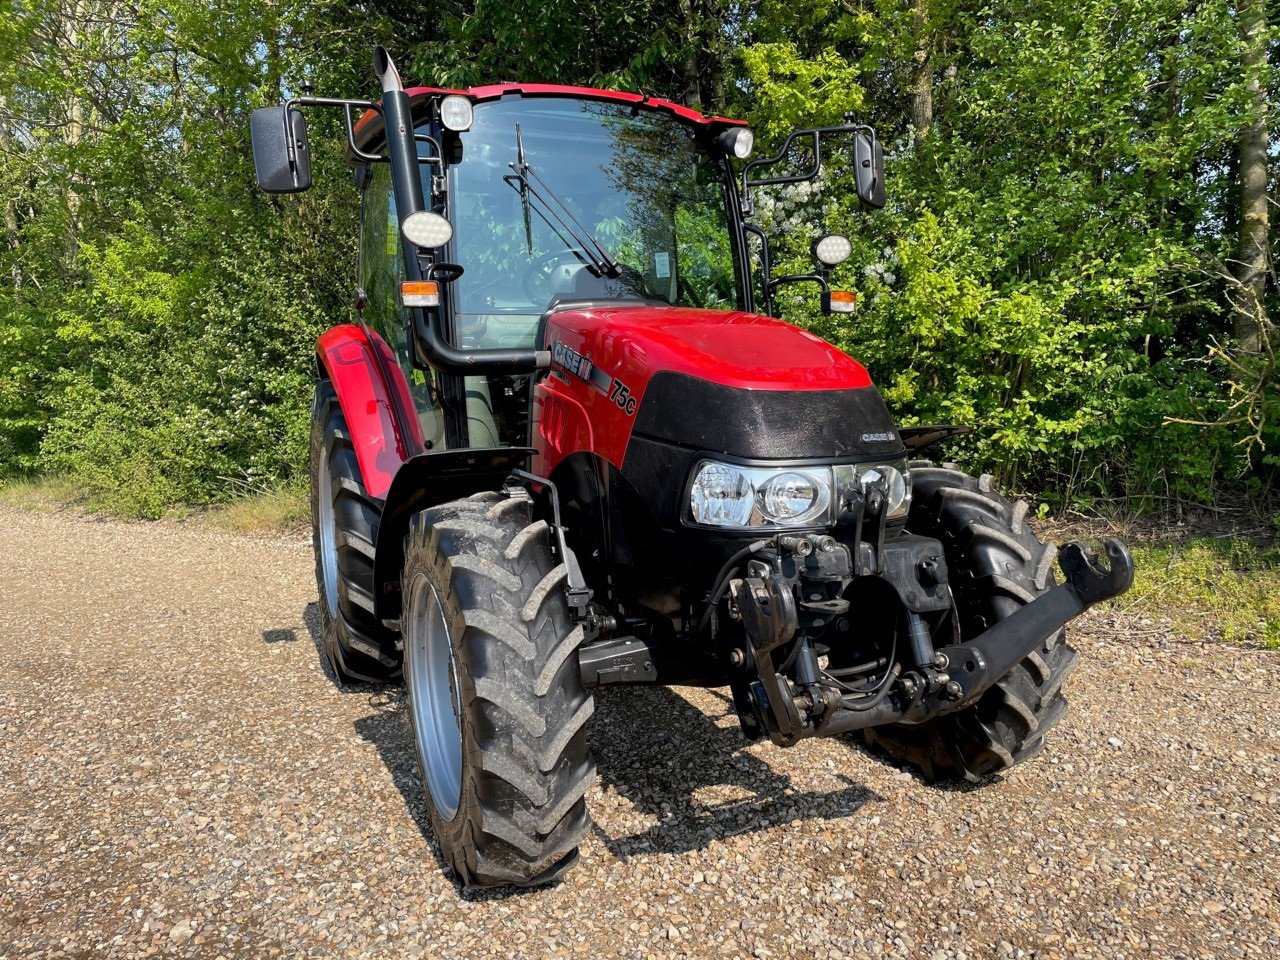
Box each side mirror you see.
[853,132,885,209]
[250,105,311,194]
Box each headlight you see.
[689,462,832,529]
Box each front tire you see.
[402,492,595,888]
[309,380,400,683]
[862,465,1079,782]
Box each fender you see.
[372,447,535,623]
[316,324,424,501]
[899,424,971,456]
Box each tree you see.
[1232,0,1272,352]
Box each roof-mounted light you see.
[717,127,754,160]
[439,95,473,132]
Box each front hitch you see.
[751,538,1134,743]
[918,538,1133,714]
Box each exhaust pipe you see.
[372,47,549,375]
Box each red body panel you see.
[533,306,874,476]
[316,325,423,501]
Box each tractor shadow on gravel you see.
[310,588,884,881]
[347,678,884,884]
[586,686,882,859]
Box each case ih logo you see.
[551,341,638,416]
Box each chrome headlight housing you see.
[688,462,833,529]
[835,459,912,521]
[687,458,913,530]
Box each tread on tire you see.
[403,492,594,888]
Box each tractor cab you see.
[350,88,749,453]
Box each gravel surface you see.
[1,504,1277,959]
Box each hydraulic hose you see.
[841,662,900,712]
[698,539,771,637]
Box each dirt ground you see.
[1,505,1276,959]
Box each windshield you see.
[447,98,739,349]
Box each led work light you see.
[439,95,474,132]
[401,211,453,249]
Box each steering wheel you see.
[522,248,589,302]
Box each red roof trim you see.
[352,83,746,147]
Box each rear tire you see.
[862,465,1079,782]
[309,380,400,683]
[402,492,595,888]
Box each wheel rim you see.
[316,443,339,620]
[405,573,463,821]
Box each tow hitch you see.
[744,538,1134,745]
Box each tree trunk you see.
[1232,0,1271,351]
[0,97,20,290]
[62,0,92,253]
[677,0,701,108]
[911,0,933,148]
[698,0,725,112]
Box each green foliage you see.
[41,224,338,517]
[740,0,1273,507]
[0,0,1274,516]
[1127,538,1280,649]
[0,0,355,515]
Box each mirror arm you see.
[764,273,833,321]
[742,222,775,316]
[767,273,831,295]
[281,96,447,168]
[282,96,381,168]
[740,122,877,214]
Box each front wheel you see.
[402,492,595,888]
[309,380,400,683]
[862,465,1079,782]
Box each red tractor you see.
[251,48,1133,889]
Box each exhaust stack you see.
[371,46,549,375]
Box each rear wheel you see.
[862,465,1079,782]
[403,492,595,888]
[309,380,400,683]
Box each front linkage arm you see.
[896,535,1136,721]
[749,538,1134,743]
[919,539,1135,715]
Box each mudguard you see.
[371,447,536,622]
[316,324,424,501]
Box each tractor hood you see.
[542,305,873,392]
[537,304,907,471]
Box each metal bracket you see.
[729,573,806,746]
[730,575,797,655]
[505,468,594,615]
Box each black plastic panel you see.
[631,372,907,461]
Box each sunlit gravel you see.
[1,505,1277,959]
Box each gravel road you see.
[1,505,1277,960]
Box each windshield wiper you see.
[505,123,621,278]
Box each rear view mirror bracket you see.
[251,93,445,195]
[739,117,881,215]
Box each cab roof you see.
[350,83,746,156]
